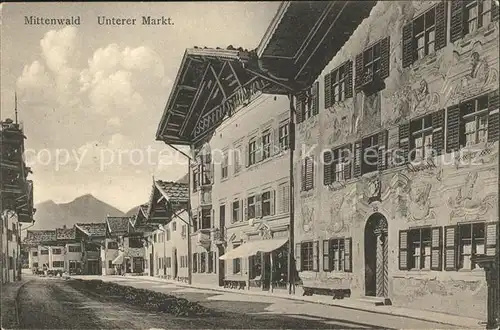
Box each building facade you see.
[292,0,499,320]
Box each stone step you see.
[357,296,392,306]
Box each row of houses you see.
[149,0,499,323]
[1,116,35,283]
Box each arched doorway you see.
[364,213,389,297]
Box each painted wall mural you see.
[300,204,315,233]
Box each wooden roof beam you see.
[210,63,228,100]
[227,62,244,89]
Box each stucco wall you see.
[294,0,499,320]
[101,238,119,275]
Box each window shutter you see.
[444,225,458,271]
[210,163,214,184]
[450,0,464,43]
[289,122,295,151]
[398,122,410,166]
[323,150,333,185]
[273,126,279,155]
[301,158,306,191]
[344,237,352,272]
[256,195,262,218]
[240,199,244,222]
[306,156,314,190]
[354,53,364,90]
[446,105,461,153]
[323,240,331,271]
[244,144,249,168]
[256,136,263,163]
[431,109,445,156]
[325,73,332,109]
[493,0,499,22]
[295,243,302,272]
[353,141,362,177]
[296,93,305,124]
[312,81,319,115]
[380,37,390,79]
[313,240,319,272]
[485,222,498,256]
[430,227,443,271]
[270,190,275,215]
[284,184,290,214]
[402,22,414,68]
[399,230,409,270]
[377,130,388,171]
[345,61,353,99]
[435,1,447,50]
[488,89,499,143]
[343,144,352,180]
[244,198,248,221]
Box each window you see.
[9,257,14,269]
[52,248,62,255]
[208,251,214,273]
[172,222,177,232]
[129,237,143,248]
[32,251,38,257]
[219,204,226,238]
[415,9,436,60]
[278,182,290,214]
[262,130,271,160]
[166,229,171,240]
[192,215,198,232]
[154,233,157,243]
[221,152,228,180]
[201,209,211,229]
[107,241,118,249]
[408,228,432,269]
[323,238,352,272]
[300,241,315,271]
[261,191,273,217]
[296,82,319,123]
[200,252,206,273]
[462,95,489,146]
[331,64,350,105]
[193,168,199,192]
[109,260,113,268]
[200,163,212,186]
[301,156,314,191]
[323,146,352,185]
[166,257,172,268]
[247,196,256,219]
[248,139,257,166]
[361,134,378,174]
[7,229,12,241]
[52,261,64,268]
[68,245,81,253]
[355,37,390,92]
[459,222,485,270]
[278,121,289,151]
[232,200,240,223]
[233,147,242,174]
[410,114,433,161]
[232,244,241,274]
[363,42,381,80]
[69,261,81,269]
[41,249,49,255]
[33,262,38,268]
[181,225,186,238]
[193,253,198,273]
[451,0,498,42]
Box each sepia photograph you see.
[1,1,499,329]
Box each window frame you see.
[332,65,347,103]
[410,114,434,161]
[458,222,486,270]
[262,129,271,160]
[221,152,228,180]
[300,241,314,271]
[414,6,437,60]
[461,95,489,147]
[361,134,379,175]
[278,121,289,151]
[261,191,272,217]
[247,195,256,220]
[248,139,257,166]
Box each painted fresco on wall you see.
[300,204,315,234]
[325,101,356,147]
[356,92,382,137]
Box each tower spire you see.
[14,91,18,124]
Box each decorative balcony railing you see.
[196,229,211,249]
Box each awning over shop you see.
[219,238,288,260]
[112,252,125,265]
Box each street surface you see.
[14,275,461,329]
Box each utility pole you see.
[287,93,296,295]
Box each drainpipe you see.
[287,93,296,295]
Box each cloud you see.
[40,26,78,73]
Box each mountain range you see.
[31,173,189,231]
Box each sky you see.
[0,2,280,212]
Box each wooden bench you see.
[223,278,246,290]
[302,286,351,299]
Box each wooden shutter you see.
[353,141,362,177]
[354,53,364,89]
[435,1,447,50]
[312,81,319,115]
[289,122,295,151]
[273,126,279,155]
[402,22,414,68]
[256,136,263,163]
[399,230,409,270]
[295,243,301,271]
[450,0,464,43]
[380,37,390,79]
[210,163,214,184]
[432,109,445,156]
[398,122,410,166]
[244,143,249,167]
[323,240,331,271]
[344,237,352,272]
[323,150,333,185]
[305,156,314,190]
[430,227,443,271]
[345,61,354,98]
[270,190,275,216]
[488,89,499,143]
[343,144,352,180]
[301,158,306,191]
[239,199,244,222]
[244,198,248,221]
[485,222,498,256]
[296,93,305,124]
[255,195,262,218]
[325,73,332,109]
[313,240,319,272]
[377,130,388,171]
[493,0,499,22]
[444,225,458,271]
[446,105,461,153]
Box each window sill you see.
[220,176,229,183]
